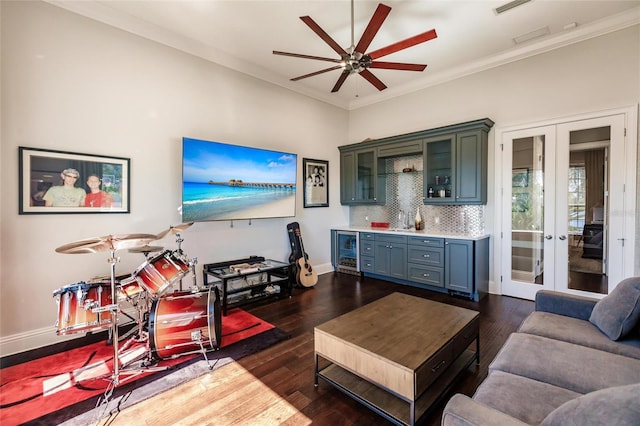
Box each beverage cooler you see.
[331,230,360,275]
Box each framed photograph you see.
[512,168,529,188]
[19,147,130,214]
[303,158,329,208]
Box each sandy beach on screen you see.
[220,194,296,219]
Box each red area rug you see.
[0,308,286,425]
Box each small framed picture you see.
[19,147,130,214]
[303,158,329,208]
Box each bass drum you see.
[148,287,222,360]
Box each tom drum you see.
[53,282,114,335]
[131,250,190,296]
[148,287,221,360]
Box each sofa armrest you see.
[535,290,598,321]
[442,394,529,426]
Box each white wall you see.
[348,26,640,290]
[0,1,349,354]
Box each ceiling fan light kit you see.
[273,1,437,93]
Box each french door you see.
[499,109,635,300]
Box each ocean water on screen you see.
[182,182,295,221]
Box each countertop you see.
[331,226,490,241]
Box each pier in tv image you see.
[182,137,297,222]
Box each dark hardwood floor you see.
[107,272,534,425]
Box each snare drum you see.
[132,250,190,296]
[53,282,114,335]
[118,276,145,301]
[87,275,144,301]
[148,287,221,360]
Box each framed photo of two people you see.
[303,158,328,208]
[19,147,130,214]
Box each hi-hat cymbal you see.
[55,234,158,254]
[156,222,194,239]
[128,245,164,254]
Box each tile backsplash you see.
[349,155,486,235]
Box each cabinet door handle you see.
[423,273,430,277]
[423,254,430,258]
[558,235,567,240]
[545,235,553,240]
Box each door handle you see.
[545,235,553,240]
[558,235,567,240]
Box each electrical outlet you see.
[434,216,440,224]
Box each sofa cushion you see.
[442,394,530,426]
[590,276,640,340]
[535,290,597,321]
[473,370,580,424]
[541,383,640,426]
[519,311,640,359]
[489,333,640,394]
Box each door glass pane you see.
[511,136,545,284]
[567,127,609,294]
[357,151,374,200]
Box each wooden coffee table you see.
[314,292,479,425]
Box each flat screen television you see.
[182,137,297,222]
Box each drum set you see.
[52,222,222,387]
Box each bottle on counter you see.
[428,187,434,198]
[415,207,424,231]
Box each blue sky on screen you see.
[183,138,297,184]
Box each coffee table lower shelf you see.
[315,349,477,426]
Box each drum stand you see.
[98,250,167,396]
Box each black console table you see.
[203,256,292,315]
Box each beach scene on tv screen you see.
[182,138,297,222]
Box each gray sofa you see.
[442,277,640,426]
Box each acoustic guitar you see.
[295,228,318,287]
[286,222,317,287]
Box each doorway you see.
[497,107,637,301]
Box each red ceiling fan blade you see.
[359,69,387,91]
[300,16,348,56]
[273,51,342,63]
[331,70,350,93]
[291,66,343,82]
[368,29,437,60]
[370,61,427,71]
[354,3,391,54]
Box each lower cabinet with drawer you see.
[407,236,445,287]
[358,231,489,301]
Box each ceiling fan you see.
[273,0,437,93]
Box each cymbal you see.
[128,245,164,254]
[156,222,194,239]
[55,234,157,254]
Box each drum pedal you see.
[191,330,215,370]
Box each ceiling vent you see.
[495,0,532,14]
[513,26,550,44]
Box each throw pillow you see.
[541,384,640,426]
[589,276,640,340]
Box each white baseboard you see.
[315,262,335,276]
[0,326,80,357]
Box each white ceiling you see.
[47,1,640,110]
